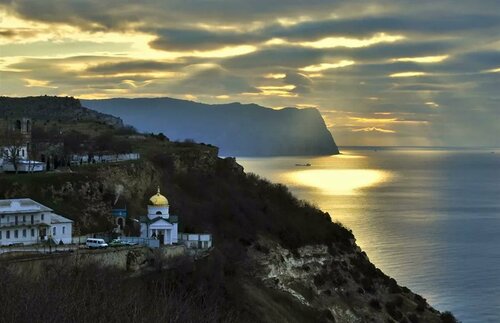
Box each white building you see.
[0,198,73,245]
[140,188,178,245]
[178,233,213,249]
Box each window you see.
[156,211,162,215]
[0,231,2,240]
[22,215,26,223]
[22,229,26,238]
[62,226,65,235]
[53,227,56,236]
[41,214,44,220]
[14,230,18,238]
[6,230,10,239]
[31,229,35,237]
[31,215,34,224]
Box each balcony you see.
[0,220,49,228]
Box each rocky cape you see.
[82,97,339,156]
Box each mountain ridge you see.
[82,97,339,156]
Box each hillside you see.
[0,97,455,322]
[82,97,339,156]
[0,96,122,128]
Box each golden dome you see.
[149,187,169,206]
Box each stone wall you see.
[0,245,187,278]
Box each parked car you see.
[86,238,108,249]
[108,239,126,247]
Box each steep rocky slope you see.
[0,97,454,322]
[0,144,454,322]
[82,97,339,156]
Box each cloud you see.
[1,1,499,146]
[86,60,183,74]
[352,127,396,133]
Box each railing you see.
[0,240,77,256]
[0,220,49,228]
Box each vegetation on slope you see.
[0,97,457,322]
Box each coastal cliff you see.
[82,97,339,156]
[0,96,455,322]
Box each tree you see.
[0,126,26,174]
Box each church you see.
[139,188,178,245]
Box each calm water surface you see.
[237,148,500,323]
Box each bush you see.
[369,298,381,310]
[385,301,403,320]
[440,311,458,323]
[408,313,419,323]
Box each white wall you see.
[0,227,40,246]
[147,205,170,218]
[0,212,71,245]
[51,222,72,244]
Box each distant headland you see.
[82,97,339,156]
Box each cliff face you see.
[82,97,339,156]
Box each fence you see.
[0,239,77,255]
[70,153,140,165]
[178,233,213,249]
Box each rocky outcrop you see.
[248,238,443,323]
[82,97,339,156]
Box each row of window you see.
[0,213,45,224]
[0,228,36,240]
[3,147,27,157]
[0,226,65,240]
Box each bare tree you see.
[1,126,27,174]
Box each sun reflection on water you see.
[283,169,391,195]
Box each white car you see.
[86,238,108,249]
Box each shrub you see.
[440,311,458,323]
[408,313,419,323]
[369,298,381,310]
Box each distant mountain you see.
[82,97,339,156]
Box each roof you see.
[0,198,53,214]
[149,187,169,206]
[140,215,178,224]
[51,213,73,224]
[112,209,127,217]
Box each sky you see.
[0,0,499,147]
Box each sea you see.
[237,147,500,323]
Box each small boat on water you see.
[295,163,312,167]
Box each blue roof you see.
[112,209,127,217]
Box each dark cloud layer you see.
[0,0,499,146]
